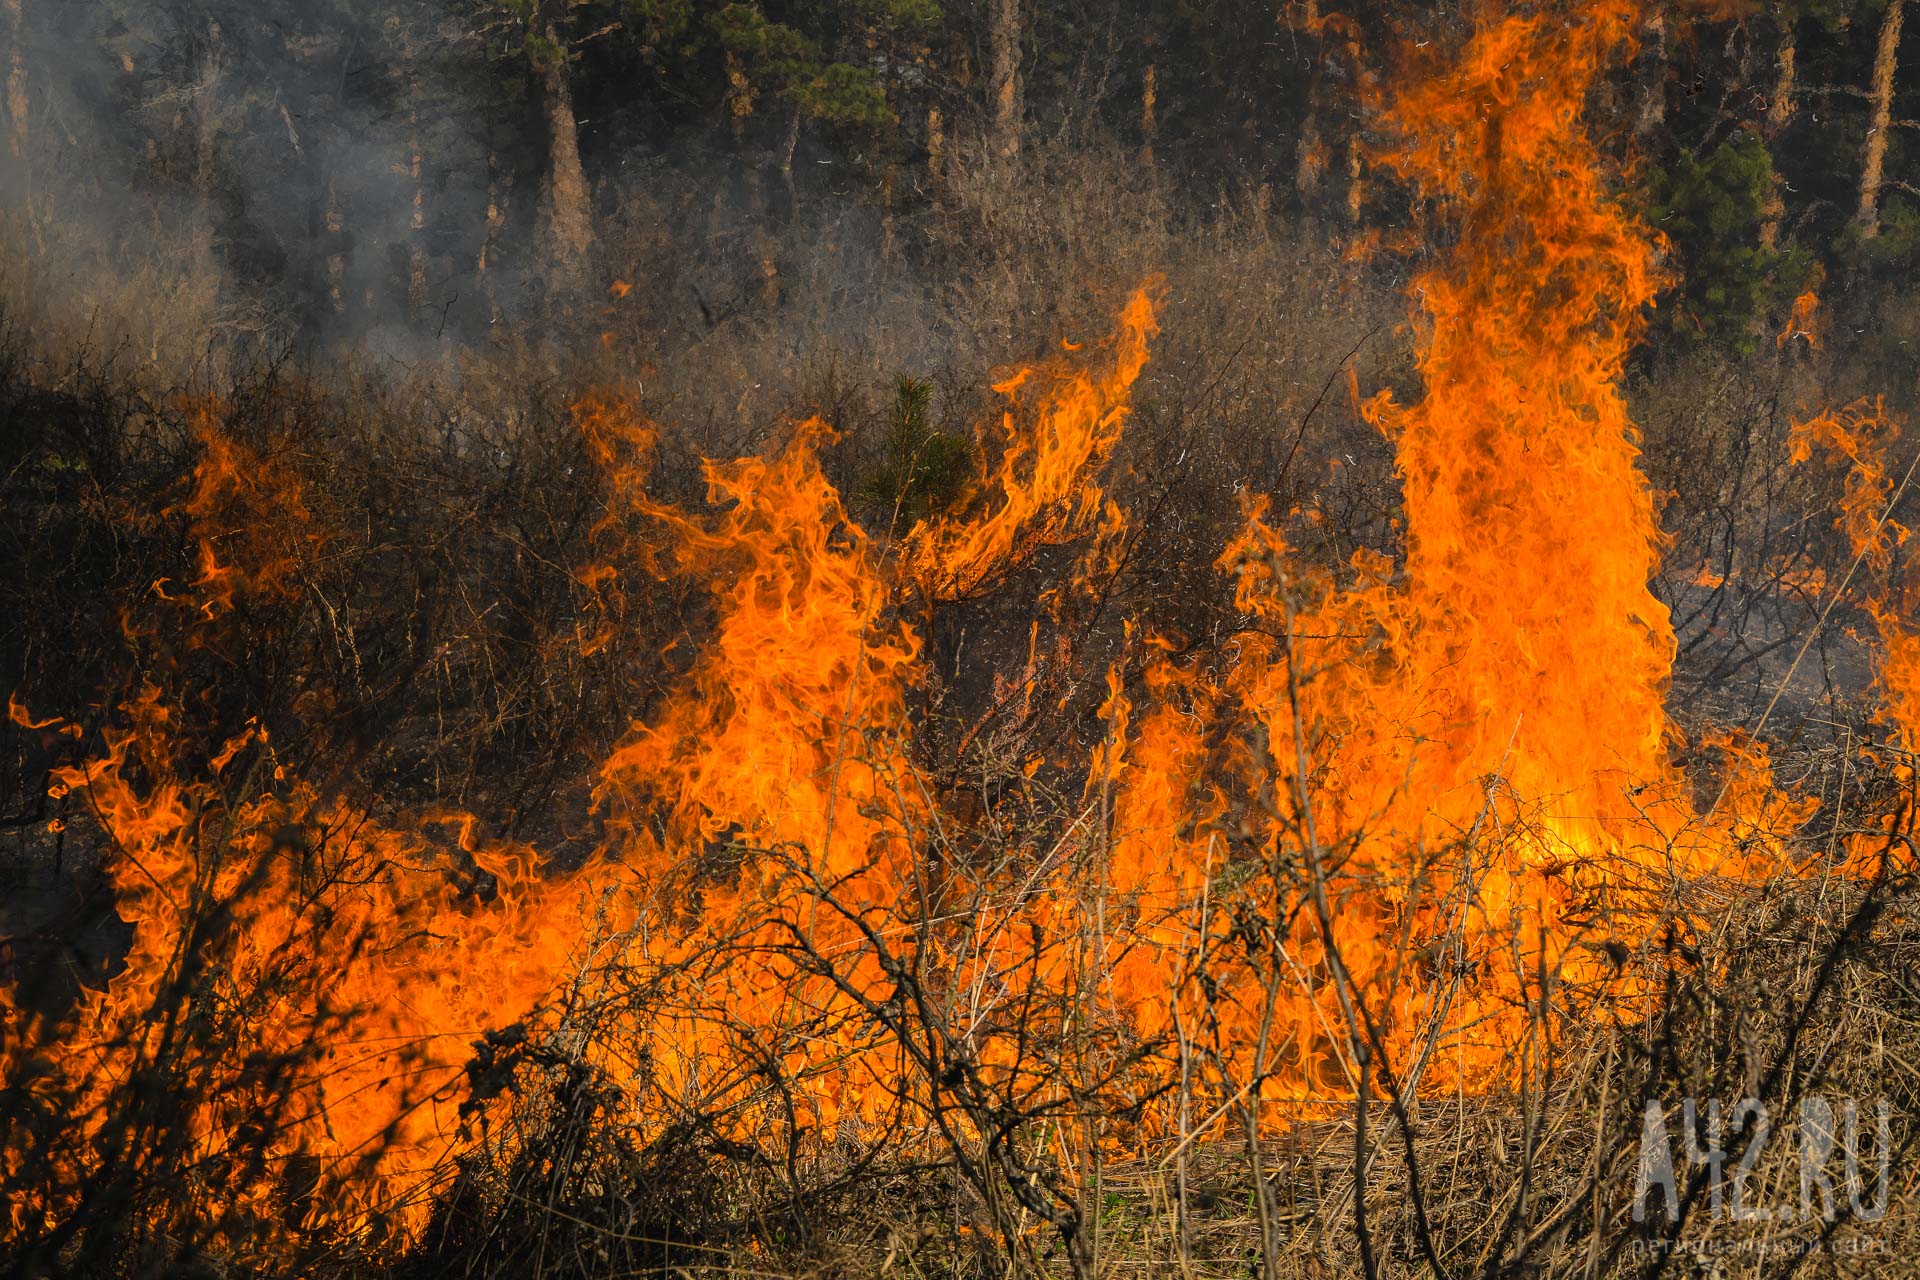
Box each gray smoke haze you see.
[0,1,811,379]
[0,0,1378,441]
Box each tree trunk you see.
[404,49,426,315]
[1345,137,1365,224]
[1632,9,1667,139]
[756,227,780,308]
[881,162,897,260]
[542,28,594,288]
[478,146,509,326]
[1295,0,1322,201]
[988,0,1020,161]
[1759,18,1796,250]
[3,0,35,249]
[191,21,223,190]
[1766,32,1796,131]
[1856,0,1904,238]
[407,150,425,317]
[4,0,25,163]
[324,174,347,316]
[1296,113,1324,198]
[779,103,800,213]
[1139,63,1157,169]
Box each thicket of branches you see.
[2,203,1918,1277]
[4,2,1920,1277]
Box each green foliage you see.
[790,61,889,126]
[521,30,564,66]
[707,2,813,73]
[1786,0,1881,30]
[708,0,934,129]
[845,0,941,26]
[478,0,692,71]
[1850,195,1920,268]
[857,377,972,530]
[622,0,696,41]
[1646,132,1810,354]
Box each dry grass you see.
[2,145,1919,1280]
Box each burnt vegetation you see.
[3,1,1920,1277]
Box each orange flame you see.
[172,397,328,621]
[906,286,1158,600]
[1095,0,1801,1107]
[7,0,1908,1259]
[1,692,612,1247]
[1791,399,1920,746]
[1778,286,1820,350]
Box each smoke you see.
[0,0,540,372]
[0,2,911,383]
[0,0,1377,446]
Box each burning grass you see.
[4,0,1920,1276]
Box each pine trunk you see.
[407,103,426,315]
[780,106,799,206]
[1857,0,1905,237]
[1139,63,1157,169]
[324,174,347,317]
[1346,138,1365,223]
[542,31,594,288]
[478,147,510,326]
[4,0,24,163]
[988,0,1020,161]
[1297,111,1323,198]
[4,0,32,246]
[1633,10,1667,139]
[1759,22,1795,250]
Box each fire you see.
[0,693,611,1249]
[906,286,1158,601]
[1111,0,1596,1088]
[3,0,1907,1260]
[170,397,330,622]
[1,315,1160,1248]
[1090,0,1818,1110]
[1779,286,1820,349]
[1791,399,1920,746]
